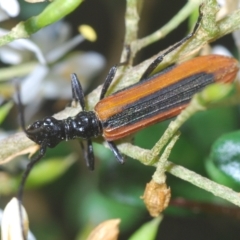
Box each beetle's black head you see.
[26,116,63,148]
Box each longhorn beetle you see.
[16,8,238,239]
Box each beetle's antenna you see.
[15,84,48,239]
[16,84,28,134]
[17,142,47,240]
[15,84,41,139]
[17,143,47,203]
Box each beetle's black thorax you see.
[63,111,102,140]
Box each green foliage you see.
[129,216,163,240]
[206,131,240,189]
[0,101,13,124]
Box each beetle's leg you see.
[71,73,85,110]
[80,139,95,170]
[107,141,125,164]
[139,7,203,81]
[100,45,131,100]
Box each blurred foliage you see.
[0,101,13,124]
[1,1,240,240]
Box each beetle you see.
[16,8,239,197]
[16,9,238,239]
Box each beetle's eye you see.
[27,121,41,130]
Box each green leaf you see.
[197,82,234,106]
[34,0,84,29]
[205,159,240,189]
[67,188,143,232]
[186,107,237,151]
[206,131,240,187]
[129,216,163,240]
[25,154,76,188]
[0,101,13,124]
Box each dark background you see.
[1,0,240,240]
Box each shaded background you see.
[1,0,240,239]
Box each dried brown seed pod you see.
[142,180,171,217]
[86,219,120,240]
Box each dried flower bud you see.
[87,219,120,240]
[142,180,171,217]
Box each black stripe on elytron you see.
[102,72,215,129]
